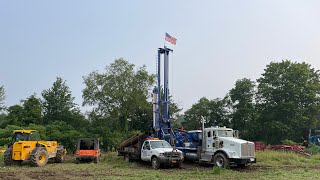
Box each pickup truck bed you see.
[117,132,149,159]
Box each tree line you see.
[182,60,320,144]
[0,59,320,151]
[0,59,179,151]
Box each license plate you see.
[250,158,254,162]
[171,160,176,163]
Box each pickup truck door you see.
[141,141,151,161]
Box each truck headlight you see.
[180,154,184,160]
[159,153,164,156]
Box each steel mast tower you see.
[153,46,173,140]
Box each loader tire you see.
[55,149,65,163]
[31,148,49,167]
[4,154,13,166]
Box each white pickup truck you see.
[117,133,183,169]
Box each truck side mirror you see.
[234,130,239,138]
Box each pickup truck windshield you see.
[150,141,172,149]
[217,130,233,137]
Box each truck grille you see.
[241,143,255,157]
[164,152,180,158]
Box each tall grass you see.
[100,152,139,168]
[257,150,320,166]
[305,143,320,155]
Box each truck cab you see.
[201,126,256,168]
[141,139,183,169]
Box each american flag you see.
[165,33,177,45]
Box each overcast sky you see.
[1,0,320,113]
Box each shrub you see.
[281,139,298,145]
[306,143,320,154]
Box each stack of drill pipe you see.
[118,132,149,149]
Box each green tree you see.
[45,121,84,150]
[256,60,320,144]
[3,95,43,127]
[3,105,24,127]
[183,97,210,130]
[0,125,22,146]
[83,58,155,132]
[42,77,84,128]
[21,95,43,125]
[228,78,256,139]
[183,97,229,130]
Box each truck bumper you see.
[158,156,183,164]
[231,157,256,165]
[76,156,97,161]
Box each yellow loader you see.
[3,130,66,166]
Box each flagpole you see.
[164,32,166,47]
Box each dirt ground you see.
[1,155,319,180]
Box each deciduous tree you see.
[42,77,79,126]
[228,78,256,139]
[256,60,320,144]
[83,58,155,132]
[183,97,229,130]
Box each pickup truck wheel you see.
[151,157,160,169]
[213,153,230,169]
[124,154,131,162]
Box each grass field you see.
[0,151,320,180]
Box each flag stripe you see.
[165,33,177,45]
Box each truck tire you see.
[55,149,65,163]
[213,152,230,169]
[4,154,13,166]
[124,154,131,162]
[175,162,182,169]
[76,158,81,164]
[31,148,49,167]
[151,157,160,169]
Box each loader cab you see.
[11,130,41,145]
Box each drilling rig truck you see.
[151,46,256,168]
